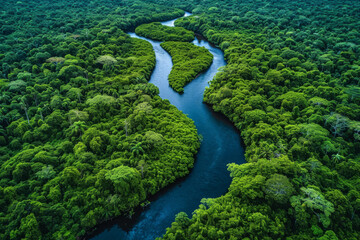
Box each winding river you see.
[89,12,245,240]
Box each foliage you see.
[158,0,360,239]
[0,1,200,239]
[135,22,194,42]
[161,41,213,93]
[95,55,118,71]
[2,0,360,239]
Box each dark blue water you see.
[89,12,245,240]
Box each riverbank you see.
[88,12,245,240]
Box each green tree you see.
[20,214,42,240]
[62,166,81,186]
[81,210,97,229]
[131,142,145,157]
[345,86,360,101]
[20,97,30,125]
[105,166,145,200]
[144,130,163,148]
[324,114,348,137]
[95,55,118,72]
[67,109,89,124]
[174,212,190,228]
[66,121,87,137]
[263,174,294,204]
[291,187,335,228]
[36,165,56,181]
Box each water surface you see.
[89,12,245,240]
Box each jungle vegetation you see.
[135,22,195,42]
[160,42,213,93]
[0,1,200,239]
[153,0,360,239]
[1,0,360,240]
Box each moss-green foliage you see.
[0,1,200,239]
[135,22,195,42]
[160,42,213,93]
[2,0,360,239]
[157,0,360,239]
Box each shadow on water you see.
[88,12,245,240]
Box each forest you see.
[157,0,360,239]
[1,0,360,239]
[135,23,195,42]
[0,1,200,239]
[160,42,213,93]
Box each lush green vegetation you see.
[156,0,360,239]
[161,42,213,93]
[135,22,195,42]
[2,0,360,239]
[0,1,200,239]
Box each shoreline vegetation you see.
[161,41,213,93]
[0,1,200,239]
[0,0,360,239]
[159,0,360,239]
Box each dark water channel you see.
[89,12,245,240]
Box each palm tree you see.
[37,103,50,121]
[0,109,8,125]
[0,127,5,136]
[0,93,10,105]
[130,142,145,157]
[66,121,87,137]
[20,97,30,125]
[134,75,146,84]
[102,207,112,221]
[332,153,343,164]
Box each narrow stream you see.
[89,12,245,240]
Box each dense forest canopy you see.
[156,0,360,239]
[1,0,360,239]
[160,41,213,93]
[135,23,195,42]
[0,1,200,239]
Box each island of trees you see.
[158,0,360,239]
[0,1,200,239]
[136,22,212,93]
[161,42,213,93]
[1,0,360,239]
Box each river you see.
[88,12,245,240]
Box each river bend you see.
[90,12,245,240]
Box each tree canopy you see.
[136,22,195,42]
[161,41,213,93]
